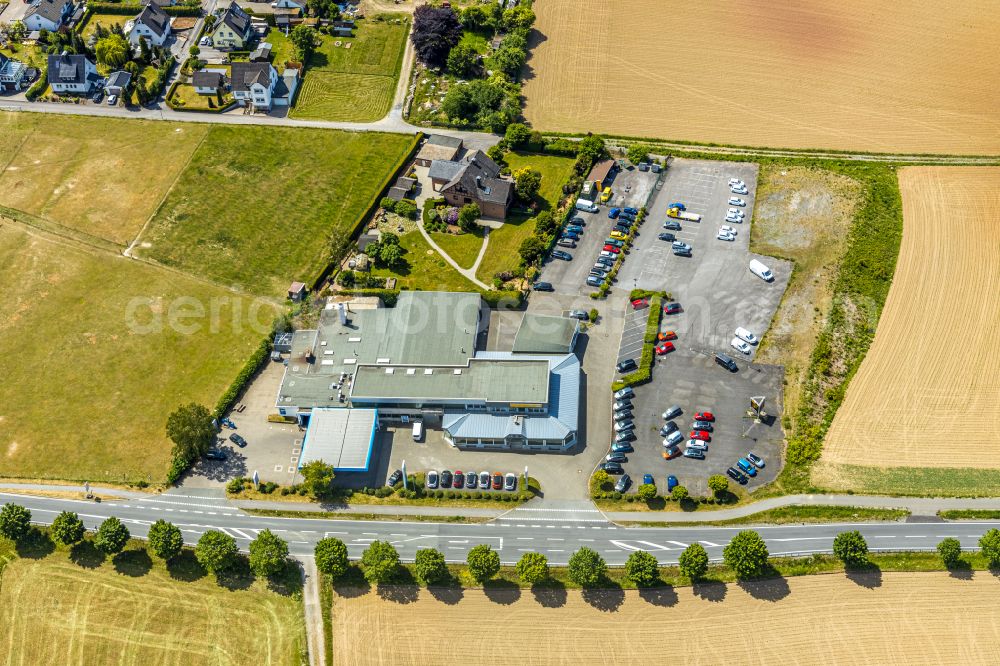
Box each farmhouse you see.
[414,134,463,167]
[429,150,513,219]
[126,3,172,47]
[211,2,253,48]
[276,291,580,452]
[23,0,74,32]
[46,52,98,94]
[0,54,29,92]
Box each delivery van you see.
[749,259,774,282]
[575,198,599,213]
[412,421,424,442]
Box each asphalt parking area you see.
[616,302,650,366]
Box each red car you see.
[603,245,620,253]
[492,472,504,490]
[655,342,675,355]
[453,471,465,488]
[658,330,677,341]
[694,411,715,422]
[689,430,711,441]
[663,302,682,314]
[631,298,649,309]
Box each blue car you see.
[611,442,633,453]
[736,458,758,477]
[642,473,655,486]
[667,475,678,492]
[566,225,584,233]
[560,231,579,240]
[608,208,621,219]
[623,207,639,215]
[586,276,603,287]
[618,213,636,223]
[668,202,686,210]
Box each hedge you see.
[480,290,524,309]
[213,336,272,419]
[422,197,446,225]
[86,2,202,16]
[25,68,47,101]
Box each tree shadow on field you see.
[70,540,106,569]
[484,578,521,605]
[166,550,207,582]
[946,559,973,581]
[333,565,371,598]
[846,563,883,589]
[377,566,419,604]
[215,555,254,591]
[581,579,625,613]
[15,528,55,559]
[113,548,152,577]
[531,579,567,608]
[268,560,304,596]
[429,582,464,605]
[692,580,727,603]
[737,570,791,602]
[638,583,679,607]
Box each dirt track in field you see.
[332,572,1000,665]
[822,167,1000,469]
[522,0,1000,155]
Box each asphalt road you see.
[4,492,995,567]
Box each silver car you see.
[686,440,708,451]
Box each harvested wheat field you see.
[522,0,1000,155]
[822,167,1000,474]
[333,573,1000,665]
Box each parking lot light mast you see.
[402,460,408,491]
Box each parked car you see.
[658,232,676,242]
[614,408,632,420]
[492,472,504,489]
[659,421,679,436]
[610,441,633,453]
[589,269,607,279]
[721,225,738,235]
[602,245,621,253]
[746,452,765,468]
[655,341,675,355]
[727,208,745,218]
[205,448,226,460]
[717,231,735,241]
[618,212,636,222]
[607,452,627,464]
[663,430,684,447]
[694,411,714,422]
[602,462,624,474]
[667,475,679,491]
[586,276,604,287]
[453,471,465,488]
[556,239,577,248]
[729,197,746,207]
[572,216,585,225]
[479,471,491,489]
[615,473,631,493]
[605,238,624,247]
[440,470,453,487]
[642,473,655,486]
[560,232,579,241]
[614,419,635,433]
[725,216,742,224]
[569,309,589,320]
[662,405,682,420]
[551,250,572,261]
[466,472,478,489]
[599,250,617,259]
[566,225,584,234]
[673,245,692,257]
[663,302,682,315]
[615,387,635,400]
[735,327,759,344]
[730,337,752,354]
[533,281,554,291]
[504,473,517,491]
[614,399,632,411]
[623,207,639,215]
[663,444,682,459]
[663,220,682,231]
[600,187,612,203]
[615,430,636,443]
[616,358,637,373]
[683,448,705,460]
[727,467,748,484]
[613,223,632,233]
[689,430,711,441]
[731,186,748,195]
[736,458,758,477]
[608,208,621,219]
[715,353,738,372]
[686,440,708,451]
[597,256,615,266]
[691,420,713,432]
[387,469,403,487]
[427,471,440,488]
[658,330,677,341]
[631,298,649,309]
[92,89,104,103]
[229,433,247,447]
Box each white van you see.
[412,421,424,442]
[575,198,599,213]
[749,259,774,282]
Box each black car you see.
[572,216,585,225]
[533,281,554,292]
[466,472,478,489]
[619,212,636,222]
[606,452,627,464]
[615,430,637,443]
[616,358,638,373]
[673,247,692,257]
[613,224,631,234]
[601,462,624,474]
[727,466,749,484]
[205,448,226,461]
[387,469,403,487]
[659,421,679,436]
[92,89,105,103]
[715,353,738,372]
[440,470,453,487]
[658,232,676,242]
[596,257,615,266]
[551,250,572,261]
[663,220,682,230]
[615,474,632,493]
[229,433,247,447]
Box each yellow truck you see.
[667,207,702,222]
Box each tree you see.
[518,236,546,265]
[515,552,549,584]
[591,469,612,493]
[626,144,650,165]
[249,529,289,577]
[441,84,475,122]
[394,200,418,220]
[147,519,183,561]
[513,167,542,201]
[290,25,317,61]
[94,516,130,554]
[937,537,962,568]
[567,547,606,586]
[446,43,478,78]
[671,485,689,502]
[488,45,526,80]
[95,34,129,69]
[307,0,339,20]
[459,4,491,31]
[166,403,215,464]
[979,529,1000,566]
[832,530,869,568]
[195,530,238,573]
[722,530,769,579]
[0,504,31,542]
[9,21,27,41]
[361,541,399,584]
[504,122,531,148]
[379,242,403,268]
[379,196,397,212]
[188,45,201,57]
[51,511,86,546]
[458,202,480,232]
[624,550,659,586]
[466,544,500,583]
[678,543,709,580]
[414,548,448,585]
[707,475,729,498]
[502,5,536,31]
[574,134,608,174]
[138,35,151,64]
[533,211,556,237]
[315,537,349,579]
[636,483,658,502]
[299,459,335,498]
[411,5,462,67]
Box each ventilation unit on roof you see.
[424,369,433,375]
[406,368,416,375]
[453,369,462,375]
[385,368,394,374]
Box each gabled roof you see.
[134,3,170,37]
[26,0,71,24]
[230,61,273,92]
[46,53,93,85]
[218,1,251,36]
[106,70,132,89]
[192,70,225,88]
[438,150,511,205]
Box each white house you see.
[126,4,172,47]
[270,0,306,14]
[0,54,29,92]
[230,61,298,111]
[23,0,73,32]
[192,69,226,95]
[47,52,98,94]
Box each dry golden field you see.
[522,0,1000,154]
[822,167,1000,471]
[332,573,1000,665]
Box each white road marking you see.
[665,540,688,548]
[699,540,721,547]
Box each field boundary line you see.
[0,206,122,255]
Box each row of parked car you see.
[424,469,519,491]
[583,206,640,288]
[727,453,765,485]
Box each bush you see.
[567,547,607,586]
[414,548,449,585]
[979,529,1000,566]
[678,543,709,580]
[394,199,418,219]
[361,541,400,584]
[0,504,31,542]
[832,530,869,567]
[380,196,397,212]
[25,68,48,102]
[624,550,659,586]
[707,474,729,497]
[94,517,130,555]
[226,478,246,494]
[315,537,349,579]
[466,544,500,583]
[51,511,86,546]
[636,484,658,502]
[723,530,769,579]
[516,551,549,584]
[937,537,962,568]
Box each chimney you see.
[337,302,347,325]
[475,176,482,189]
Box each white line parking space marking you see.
[699,540,721,547]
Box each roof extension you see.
[299,408,378,472]
[351,358,549,404]
[512,314,579,354]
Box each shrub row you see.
[213,337,271,419]
[612,290,661,391]
[87,2,202,16]
[25,68,48,102]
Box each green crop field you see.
[291,15,409,122]
[134,125,416,297]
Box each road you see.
[3,491,995,567]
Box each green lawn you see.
[169,83,234,111]
[0,224,274,483]
[369,230,480,291]
[0,537,305,664]
[290,14,409,121]
[134,126,416,297]
[80,12,127,39]
[264,28,296,69]
[430,227,484,270]
[458,29,490,54]
[0,43,46,70]
[476,151,575,282]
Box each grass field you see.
[430,228,484,270]
[134,125,415,297]
[0,539,305,665]
[523,0,1000,155]
[369,230,479,291]
[0,114,208,246]
[817,168,1000,488]
[0,224,274,482]
[290,15,409,122]
[476,152,575,282]
[331,572,1000,665]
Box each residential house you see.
[230,61,297,111]
[23,0,74,32]
[46,52,98,94]
[331,20,355,36]
[192,70,226,95]
[126,3,172,47]
[105,70,132,98]
[429,150,513,219]
[414,134,462,167]
[0,54,29,92]
[210,2,253,48]
[270,0,306,14]
[142,0,176,6]
[249,42,272,63]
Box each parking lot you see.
[539,165,660,296]
[616,300,652,367]
[607,158,791,495]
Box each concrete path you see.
[300,556,326,666]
